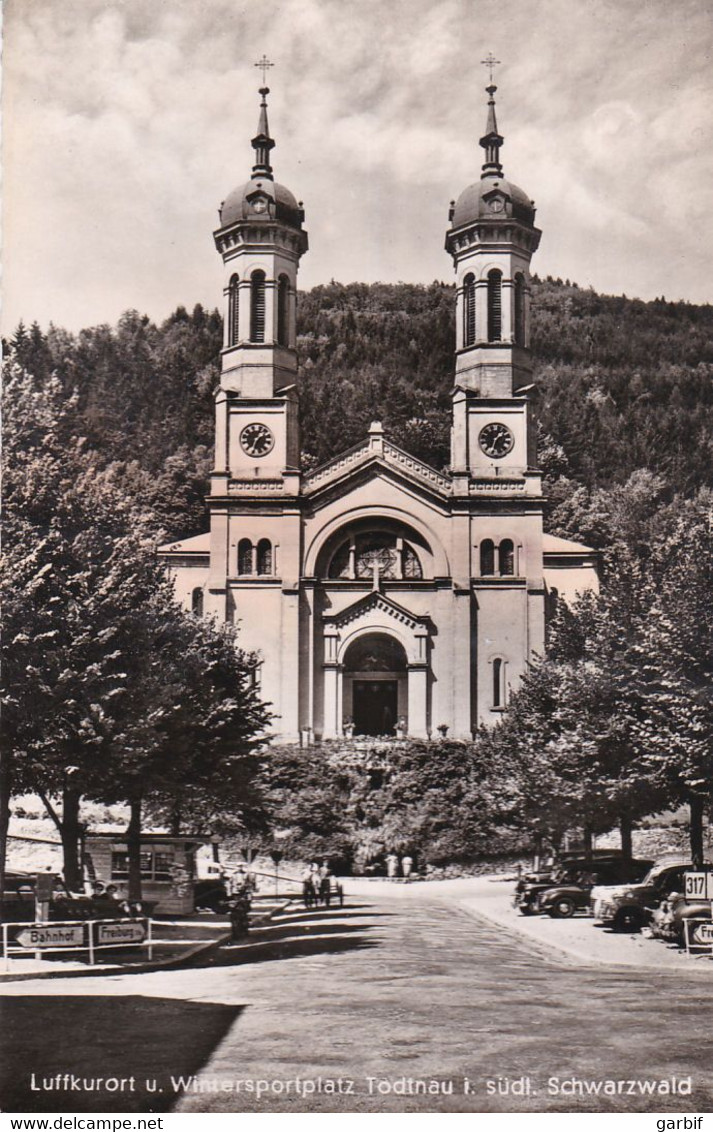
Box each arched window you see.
[514,273,526,346]
[191,587,204,616]
[327,533,423,581]
[463,273,476,347]
[480,539,495,576]
[499,539,515,576]
[228,275,239,346]
[492,658,505,709]
[277,275,290,347]
[250,270,266,342]
[487,269,502,342]
[238,539,253,575]
[256,539,273,576]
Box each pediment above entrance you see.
[323,590,429,668]
[326,590,427,633]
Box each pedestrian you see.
[301,865,315,908]
[229,883,252,940]
[386,853,399,881]
[319,865,333,908]
[401,854,413,883]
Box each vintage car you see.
[536,857,654,919]
[591,857,713,932]
[514,854,652,917]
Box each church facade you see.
[159,80,598,742]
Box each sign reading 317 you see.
[684,872,713,900]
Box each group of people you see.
[301,861,336,908]
[386,853,414,881]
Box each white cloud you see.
[3,0,712,334]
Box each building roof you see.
[158,532,210,556]
[542,533,597,555]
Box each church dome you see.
[451,177,535,229]
[450,80,536,231]
[219,177,303,230]
[217,84,304,233]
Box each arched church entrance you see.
[343,633,408,736]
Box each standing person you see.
[386,853,399,881]
[318,860,330,906]
[301,865,315,908]
[401,854,413,883]
[319,864,333,908]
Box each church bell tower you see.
[211,79,308,487]
[446,73,541,480]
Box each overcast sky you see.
[3,0,712,334]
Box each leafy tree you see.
[1,358,269,901]
[631,497,713,865]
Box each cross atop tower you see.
[480,52,501,85]
[254,54,274,85]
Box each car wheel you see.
[549,896,576,919]
[613,907,643,933]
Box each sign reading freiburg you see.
[96,921,146,944]
[692,923,713,945]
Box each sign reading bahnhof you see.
[16,925,84,949]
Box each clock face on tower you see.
[251,197,268,214]
[488,197,505,213]
[240,422,274,457]
[479,422,514,459]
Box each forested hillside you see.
[8,278,713,544]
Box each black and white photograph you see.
[1,0,712,1121]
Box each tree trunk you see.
[620,813,633,864]
[689,793,705,870]
[170,806,181,837]
[127,797,143,904]
[0,757,12,919]
[60,787,83,892]
[582,825,593,867]
[532,832,543,873]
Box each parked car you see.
[514,854,652,917]
[536,857,654,919]
[194,877,231,913]
[591,857,713,933]
[1,870,66,914]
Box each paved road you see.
[2,889,712,1113]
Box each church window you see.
[514,273,526,346]
[191,587,204,615]
[250,270,266,342]
[480,539,495,576]
[402,543,422,579]
[499,539,515,576]
[277,275,290,347]
[257,539,273,575]
[355,536,399,580]
[487,270,502,342]
[492,658,505,709]
[463,273,476,347]
[246,658,262,691]
[327,533,423,581]
[228,275,239,346]
[238,539,253,575]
